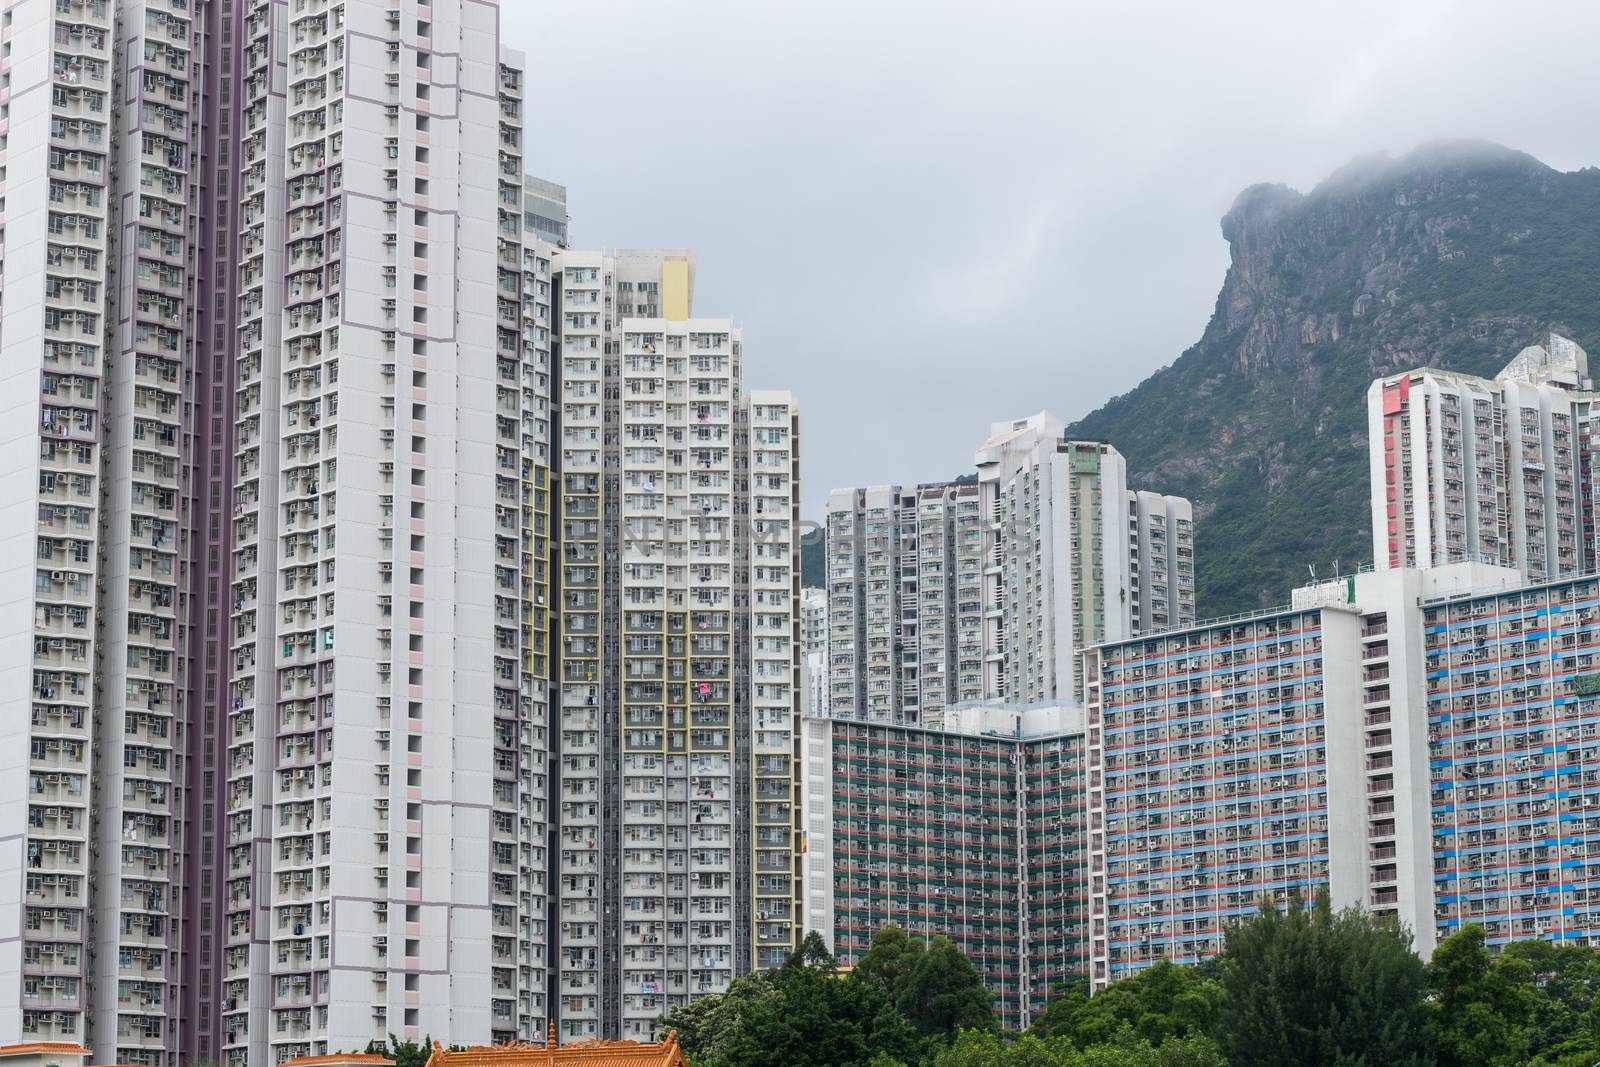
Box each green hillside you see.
[1069,141,1600,613]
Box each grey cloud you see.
[499,0,1600,518]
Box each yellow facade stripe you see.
[661,258,690,321]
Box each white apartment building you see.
[822,415,1193,720]
[552,250,801,1041]
[978,415,1193,704]
[825,480,985,723]
[980,421,1131,704]
[0,0,119,1056]
[0,0,556,1061]
[229,10,551,1061]
[1370,333,1598,582]
[1127,491,1196,634]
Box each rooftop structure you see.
[423,1030,685,1067]
[523,176,570,247]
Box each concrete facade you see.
[551,250,801,1041]
[822,415,1193,724]
[824,481,985,723]
[802,703,1086,1028]
[1370,334,1599,582]
[0,4,807,1050]
[1083,563,1522,988]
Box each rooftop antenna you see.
[1307,563,1318,582]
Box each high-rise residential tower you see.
[1369,333,1599,581]
[1,0,121,1056]
[823,416,1193,721]
[551,250,801,1041]
[1082,562,1523,988]
[1127,491,1196,635]
[980,422,1132,704]
[824,480,984,723]
[802,702,1087,1028]
[0,0,558,1060]
[0,0,800,1057]
[977,414,1194,705]
[810,553,1600,1013]
[217,8,554,1061]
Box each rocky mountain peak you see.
[1068,142,1600,613]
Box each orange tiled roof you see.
[0,1046,91,1059]
[279,1057,397,1067]
[423,1029,685,1067]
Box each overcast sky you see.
[499,0,1600,519]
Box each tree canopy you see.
[660,930,928,1067]
[645,908,1600,1067]
[1217,890,1432,1067]
[1030,963,1220,1050]
[361,1034,447,1067]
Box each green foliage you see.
[924,1028,1224,1067]
[678,912,1600,1067]
[1498,937,1600,1056]
[662,928,997,1067]
[1428,925,1538,1067]
[892,937,999,1042]
[855,926,927,993]
[362,1035,438,1067]
[663,931,923,1067]
[1030,964,1220,1050]
[1217,890,1432,1067]
[1067,141,1600,613]
[1427,925,1600,1067]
